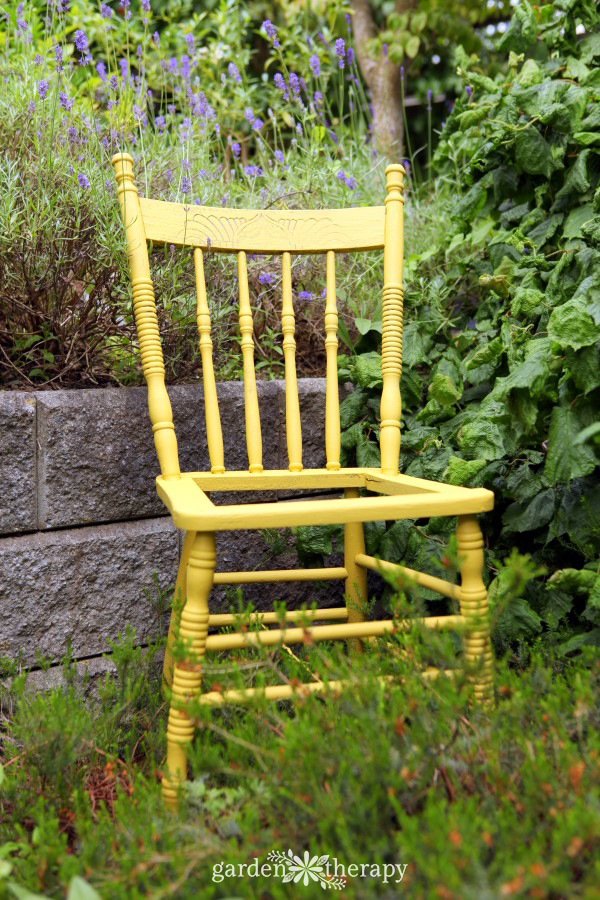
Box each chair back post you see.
[379,164,405,476]
[112,152,180,479]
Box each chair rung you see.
[204,616,466,651]
[355,553,460,600]
[213,567,347,585]
[208,607,349,627]
[198,668,454,706]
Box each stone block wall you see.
[0,380,346,669]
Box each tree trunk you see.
[351,0,414,160]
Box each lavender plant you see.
[0,0,390,387]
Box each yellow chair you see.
[112,153,494,806]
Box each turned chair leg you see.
[344,488,367,652]
[456,515,494,707]
[162,531,215,808]
[162,530,196,695]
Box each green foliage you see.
[328,0,600,652]
[0,639,598,897]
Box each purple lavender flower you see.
[185,33,194,54]
[77,173,90,189]
[244,107,254,123]
[59,90,74,110]
[314,91,322,107]
[153,31,160,45]
[167,58,178,75]
[37,79,49,100]
[274,72,288,98]
[228,62,241,83]
[109,75,119,91]
[101,4,112,19]
[296,122,302,135]
[165,168,173,183]
[274,149,284,164]
[54,44,63,71]
[345,13,352,27]
[181,55,190,79]
[34,53,43,66]
[298,291,316,301]
[466,85,473,98]
[155,115,165,130]
[181,176,192,194]
[142,0,151,12]
[289,72,300,95]
[400,65,404,79]
[121,0,131,20]
[214,123,220,135]
[68,126,78,143]
[231,141,241,157]
[74,30,88,53]
[262,19,280,49]
[383,43,388,59]
[258,273,274,285]
[347,47,354,66]
[120,58,128,82]
[133,104,145,124]
[28,100,36,113]
[96,61,107,82]
[335,38,345,68]
[244,165,263,177]
[252,118,264,132]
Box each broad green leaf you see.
[7,887,51,900]
[339,390,367,430]
[505,464,544,501]
[502,489,556,532]
[527,213,563,247]
[547,297,600,350]
[458,420,508,461]
[352,352,382,389]
[563,203,594,239]
[405,35,420,59]
[443,456,487,486]
[552,151,592,209]
[402,323,433,367]
[428,373,462,406]
[544,406,597,484]
[574,422,600,446]
[356,434,381,467]
[67,878,102,900]
[379,521,413,562]
[510,287,544,317]
[515,127,555,178]
[573,132,600,146]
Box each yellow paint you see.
[112,154,495,809]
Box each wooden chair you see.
[112,153,494,807]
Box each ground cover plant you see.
[0,630,599,898]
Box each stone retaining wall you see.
[0,380,345,669]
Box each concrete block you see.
[0,518,179,665]
[36,381,286,529]
[0,392,36,535]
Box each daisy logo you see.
[267,850,346,890]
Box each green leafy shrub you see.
[332,0,600,653]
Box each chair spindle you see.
[325,250,341,471]
[237,251,263,473]
[380,165,405,476]
[112,152,180,480]
[282,252,303,472]
[194,249,225,474]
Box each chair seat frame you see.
[112,154,494,807]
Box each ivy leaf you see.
[544,406,597,484]
[402,322,433,367]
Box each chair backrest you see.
[112,154,404,481]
